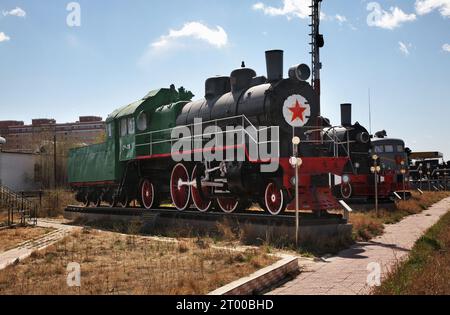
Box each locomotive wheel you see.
[191,166,212,212]
[83,196,91,208]
[170,163,191,211]
[341,183,353,199]
[263,181,287,216]
[120,195,130,208]
[217,197,240,214]
[94,195,102,208]
[140,179,156,210]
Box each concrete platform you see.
[64,206,353,247]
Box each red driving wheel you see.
[170,163,191,211]
[264,181,286,216]
[191,166,212,212]
[217,197,240,214]
[140,179,155,210]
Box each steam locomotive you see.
[326,106,410,201]
[68,50,350,215]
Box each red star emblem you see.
[289,100,307,122]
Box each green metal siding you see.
[68,139,118,184]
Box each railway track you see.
[65,206,347,226]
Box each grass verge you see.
[374,209,450,295]
[350,192,450,242]
[0,228,277,295]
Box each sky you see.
[0,0,450,158]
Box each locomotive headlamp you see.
[376,166,381,173]
[342,175,350,184]
[354,162,360,169]
[370,166,376,173]
[292,137,301,146]
[401,169,406,175]
[290,157,303,167]
[401,161,405,166]
[288,64,311,82]
[372,155,378,161]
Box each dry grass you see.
[374,210,450,295]
[35,190,78,218]
[350,192,450,242]
[0,229,277,295]
[0,227,53,253]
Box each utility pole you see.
[310,0,324,114]
[53,131,57,189]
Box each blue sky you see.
[1,0,450,158]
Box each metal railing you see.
[0,185,38,227]
[135,115,352,160]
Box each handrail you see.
[0,185,37,226]
[135,115,352,159]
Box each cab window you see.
[128,118,135,135]
[397,145,404,152]
[120,118,127,137]
[137,112,147,131]
[374,146,384,153]
[384,145,394,153]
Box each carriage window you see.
[384,145,394,153]
[137,112,147,131]
[375,146,384,153]
[397,145,404,152]
[106,123,113,138]
[128,118,135,135]
[120,118,127,137]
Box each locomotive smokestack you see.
[265,50,284,82]
[341,103,352,127]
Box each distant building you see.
[0,116,105,153]
[0,151,38,191]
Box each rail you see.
[0,185,38,227]
[135,115,352,160]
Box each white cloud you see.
[367,2,416,30]
[151,22,228,51]
[252,0,310,20]
[443,43,450,52]
[0,32,11,42]
[335,14,347,24]
[2,7,26,17]
[399,41,412,55]
[415,0,450,17]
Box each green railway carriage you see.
[68,85,193,207]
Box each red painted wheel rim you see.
[191,166,212,212]
[265,182,284,215]
[341,183,352,199]
[170,164,191,211]
[217,197,239,214]
[141,180,154,210]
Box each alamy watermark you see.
[67,262,81,287]
[66,2,81,27]
[170,119,280,173]
[367,262,381,287]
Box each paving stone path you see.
[0,220,79,270]
[270,197,450,295]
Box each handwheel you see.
[170,163,191,211]
[191,165,213,212]
[263,181,287,216]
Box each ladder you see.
[0,185,38,227]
